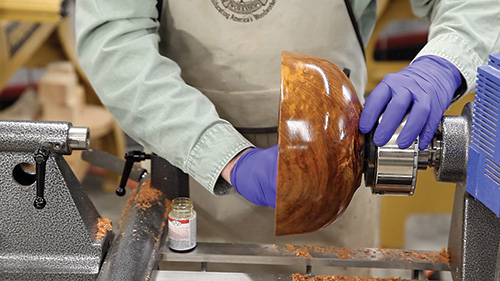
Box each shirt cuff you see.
[413,33,484,98]
[185,122,254,195]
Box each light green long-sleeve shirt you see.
[76,0,500,194]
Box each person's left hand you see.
[230,145,278,207]
[359,55,462,150]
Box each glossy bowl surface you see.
[275,51,364,236]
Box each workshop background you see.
[0,0,484,280]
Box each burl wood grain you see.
[275,51,364,236]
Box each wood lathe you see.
[0,52,498,281]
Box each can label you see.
[168,215,196,251]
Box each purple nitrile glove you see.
[359,55,462,150]
[230,145,278,208]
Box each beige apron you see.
[160,0,367,129]
[159,0,379,276]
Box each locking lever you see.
[34,145,51,209]
[116,151,151,196]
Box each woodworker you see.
[76,0,500,275]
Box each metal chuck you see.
[364,103,472,195]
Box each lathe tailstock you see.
[0,121,111,280]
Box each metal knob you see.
[427,104,471,182]
[68,126,90,150]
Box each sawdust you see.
[286,244,312,258]
[134,179,162,210]
[277,245,358,260]
[307,245,355,259]
[292,274,408,281]
[95,218,112,241]
[331,246,356,259]
[118,179,172,233]
[119,187,138,227]
[368,247,449,264]
[274,244,450,265]
[403,247,450,264]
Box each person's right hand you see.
[229,145,278,208]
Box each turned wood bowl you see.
[275,51,364,236]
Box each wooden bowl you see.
[275,51,364,236]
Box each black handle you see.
[116,151,151,196]
[34,145,51,209]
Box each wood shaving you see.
[292,273,407,281]
[119,188,138,227]
[286,244,312,258]
[273,244,450,265]
[95,217,112,241]
[134,179,162,210]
